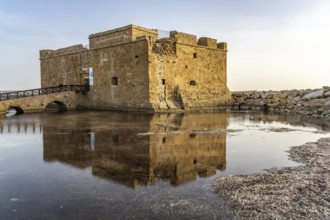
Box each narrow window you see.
[190,132,196,137]
[189,80,197,86]
[135,55,139,58]
[112,135,119,143]
[111,77,118,85]
[162,79,166,85]
[185,65,188,69]
[193,53,197,58]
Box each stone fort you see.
[40,24,231,112]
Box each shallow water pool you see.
[0,111,329,219]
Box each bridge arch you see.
[45,101,68,113]
[6,106,25,116]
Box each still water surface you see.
[0,111,329,219]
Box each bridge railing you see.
[0,85,86,102]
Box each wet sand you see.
[213,137,330,219]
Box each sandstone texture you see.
[231,86,330,120]
[40,24,231,112]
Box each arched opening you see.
[111,77,118,85]
[6,106,24,116]
[45,101,68,113]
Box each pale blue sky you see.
[0,0,329,90]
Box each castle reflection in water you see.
[0,112,228,188]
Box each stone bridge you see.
[0,91,78,115]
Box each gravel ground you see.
[213,137,330,219]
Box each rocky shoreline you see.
[213,137,330,219]
[231,86,330,120]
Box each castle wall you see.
[40,42,152,111]
[132,25,158,40]
[148,33,231,111]
[40,25,230,112]
[40,45,89,87]
[89,26,133,49]
[77,39,151,110]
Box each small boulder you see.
[302,89,324,100]
[309,99,326,108]
[325,100,330,110]
[261,92,267,99]
[287,90,298,97]
[293,96,301,103]
[279,93,288,99]
[236,96,245,104]
[253,93,261,99]
[323,86,330,92]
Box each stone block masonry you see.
[231,86,330,120]
[40,24,231,112]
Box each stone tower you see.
[40,25,231,111]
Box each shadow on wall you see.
[45,101,68,113]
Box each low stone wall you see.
[231,86,330,120]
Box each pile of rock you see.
[231,86,330,120]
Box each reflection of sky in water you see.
[0,111,329,219]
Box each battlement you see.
[40,44,87,59]
[217,42,227,50]
[197,37,217,48]
[169,30,226,50]
[40,25,226,60]
[170,31,197,45]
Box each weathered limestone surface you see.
[231,86,330,120]
[40,24,231,112]
[148,31,231,111]
[0,91,77,114]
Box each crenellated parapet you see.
[40,44,87,59]
[168,31,227,50]
[197,37,218,48]
[39,24,230,112]
[170,31,197,45]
